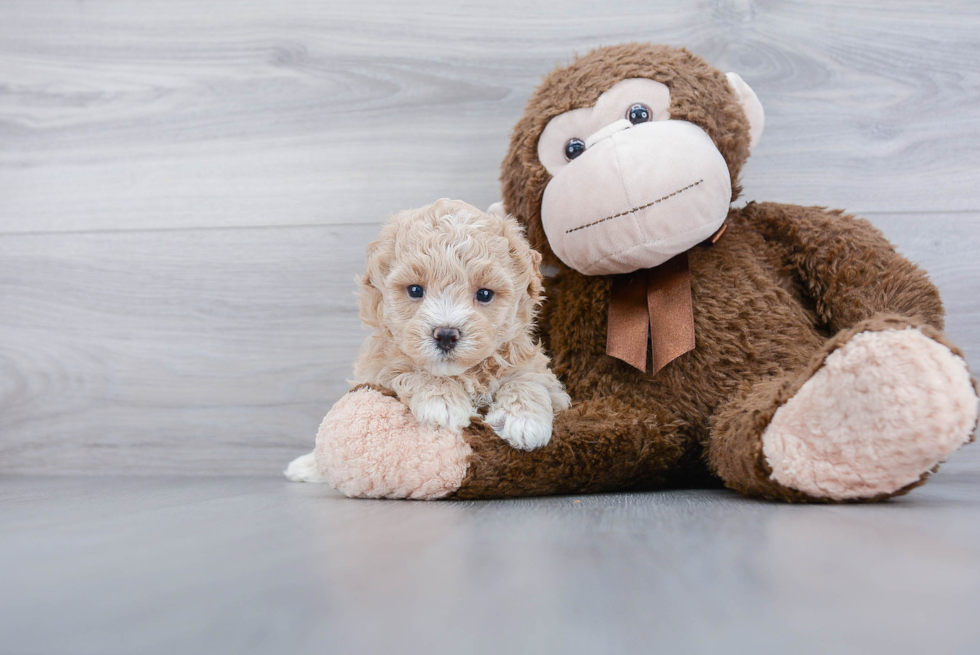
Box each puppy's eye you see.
[627,103,651,125]
[407,284,425,299]
[475,289,494,304]
[564,138,585,161]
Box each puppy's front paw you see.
[411,396,475,431]
[485,408,553,451]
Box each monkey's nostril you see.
[433,327,461,352]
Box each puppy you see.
[285,199,570,482]
[352,198,570,449]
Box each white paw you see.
[284,451,329,483]
[551,387,572,412]
[485,408,553,451]
[411,396,474,431]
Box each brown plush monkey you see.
[293,43,978,502]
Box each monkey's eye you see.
[475,289,495,304]
[564,138,585,161]
[407,284,425,299]
[627,103,652,125]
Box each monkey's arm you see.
[311,382,696,499]
[743,202,945,332]
[452,394,697,499]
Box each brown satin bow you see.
[606,224,726,374]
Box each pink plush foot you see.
[763,328,978,500]
[314,387,472,500]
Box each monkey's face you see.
[502,45,764,276]
[536,76,761,275]
[537,79,730,274]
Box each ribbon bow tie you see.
[605,224,726,373]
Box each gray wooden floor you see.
[3,474,980,655]
[2,2,980,653]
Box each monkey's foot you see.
[762,327,978,500]
[315,386,471,500]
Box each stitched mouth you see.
[564,179,704,234]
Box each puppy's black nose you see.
[433,327,461,352]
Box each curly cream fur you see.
[352,199,570,450]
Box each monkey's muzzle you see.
[540,120,731,276]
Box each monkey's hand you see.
[304,385,472,499]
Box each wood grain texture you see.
[2,476,980,654]
[0,225,370,474]
[0,212,976,476]
[0,0,978,475]
[1,1,979,234]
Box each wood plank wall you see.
[2,1,978,475]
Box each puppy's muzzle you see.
[433,327,461,353]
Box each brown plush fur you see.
[452,202,950,500]
[446,43,973,502]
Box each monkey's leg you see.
[708,316,978,502]
[312,384,690,500]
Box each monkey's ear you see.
[725,72,765,151]
[486,201,506,217]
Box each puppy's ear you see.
[501,214,544,324]
[359,223,396,330]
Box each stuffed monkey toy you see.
[295,43,978,502]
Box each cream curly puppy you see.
[286,199,569,482]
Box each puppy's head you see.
[360,198,543,376]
